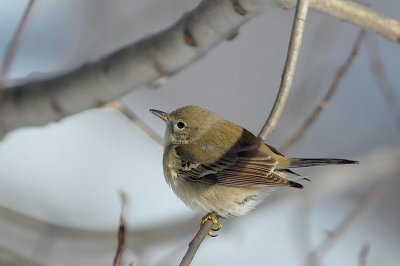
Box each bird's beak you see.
[149,109,169,122]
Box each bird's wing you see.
[175,130,296,188]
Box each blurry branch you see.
[366,37,400,130]
[0,0,36,96]
[1,0,400,139]
[113,192,127,266]
[0,198,227,263]
[258,0,309,140]
[281,30,366,152]
[307,176,395,266]
[0,245,40,266]
[113,214,126,266]
[181,1,310,265]
[105,101,163,145]
[358,243,370,266]
[297,0,400,43]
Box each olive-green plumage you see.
[150,105,357,218]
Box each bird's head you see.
[150,105,218,145]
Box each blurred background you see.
[0,0,399,265]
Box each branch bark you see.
[0,0,399,138]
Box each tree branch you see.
[365,36,400,130]
[0,0,36,95]
[307,0,400,44]
[358,243,370,266]
[307,177,394,266]
[113,214,126,266]
[105,101,164,146]
[281,30,366,152]
[113,192,127,266]
[179,220,213,266]
[258,0,309,140]
[0,0,399,138]
[0,244,40,266]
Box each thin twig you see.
[179,221,213,266]
[365,36,400,130]
[358,243,370,266]
[307,177,394,266]
[0,0,36,97]
[281,30,366,152]
[258,0,310,141]
[105,101,164,146]
[113,192,127,266]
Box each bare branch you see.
[113,192,127,266]
[307,177,394,266]
[0,0,258,139]
[281,30,366,152]
[358,243,370,266]
[306,0,400,44]
[0,0,36,95]
[258,0,309,140]
[179,220,213,266]
[1,0,399,138]
[105,101,164,146]
[366,37,400,130]
[113,214,126,266]
[0,244,40,266]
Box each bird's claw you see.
[201,212,222,237]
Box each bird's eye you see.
[177,121,186,129]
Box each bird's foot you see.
[201,212,221,237]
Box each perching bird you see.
[150,105,357,234]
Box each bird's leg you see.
[201,212,221,237]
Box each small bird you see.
[150,105,357,235]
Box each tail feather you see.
[288,180,304,189]
[288,158,358,168]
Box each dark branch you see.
[113,192,127,266]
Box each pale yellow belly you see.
[167,172,269,218]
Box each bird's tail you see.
[288,158,358,168]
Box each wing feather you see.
[175,129,293,187]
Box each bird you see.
[150,105,358,235]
